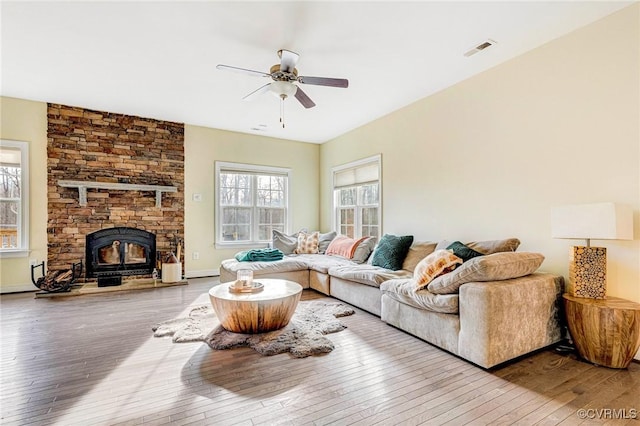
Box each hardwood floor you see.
[1,277,638,425]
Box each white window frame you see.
[0,139,30,258]
[332,154,382,239]
[215,161,291,249]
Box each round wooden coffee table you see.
[209,279,302,333]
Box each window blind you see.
[333,162,379,189]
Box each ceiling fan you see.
[216,49,349,128]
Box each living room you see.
[1,1,639,424]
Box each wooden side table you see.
[563,293,640,368]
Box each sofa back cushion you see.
[436,238,521,254]
[427,251,545,294]
[370,234,414,270]
[402,241,438,272]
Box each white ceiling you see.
[1,1,633,144]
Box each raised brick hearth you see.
[47,104,185,279]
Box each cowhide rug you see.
[152,300,355,358]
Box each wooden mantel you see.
[58,180,177,208]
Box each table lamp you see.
[551,202,633,299]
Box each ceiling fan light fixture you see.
[270,81,297,99]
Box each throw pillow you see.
[352,236,377,264]
[318,231,337,254]
[325,235,366,259]
[370,234,414,271]
[427,251,545,294]
[402,241,438,272]
[272,230,298,255]
[446,241,484,262]
[294,231,320,254]
[413,250,463,290]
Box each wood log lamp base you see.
[569,246,607,299]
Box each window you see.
[333,155,381,240]
[0,140,29,256]
[215,162,290,247]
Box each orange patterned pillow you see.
[414,249,463,290]
[294,231,320,254]
[325,235,367,259]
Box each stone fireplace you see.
[47,104,185,281]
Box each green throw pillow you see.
[446,241,484,262]
[371,234,414,270]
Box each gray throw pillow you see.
[427,251,544,294]
[318,231,337,254]
[272,230,298,255]
[352,236,377,264]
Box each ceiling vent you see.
[464,39,496,57]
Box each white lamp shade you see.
[551,202,633,241]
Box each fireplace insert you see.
[86,227,156,282]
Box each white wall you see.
[321,4,640,303]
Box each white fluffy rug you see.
[152,300,355,358]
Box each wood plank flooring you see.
[1,277,638,425]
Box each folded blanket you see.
[235,248,284,262]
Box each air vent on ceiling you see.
[464,39,496,57]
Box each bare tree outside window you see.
[217,164,289,245]
[333,156,381,240]
[0,143,24,249]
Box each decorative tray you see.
[228,281,264,293]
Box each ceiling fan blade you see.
[243,83,272,101]
[294,87,316,109]
[298,76,349,88]
[278,49,300,73]
[216,64,271,78]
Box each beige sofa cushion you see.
[292,254,355,274]
[328,265,412,288]
[427,252,545,294]
[220,257,309,274]
[381,279,459,314]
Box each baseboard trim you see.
[185,269,219,279]
[1,282,36,294]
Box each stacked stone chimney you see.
[47,103,184,278]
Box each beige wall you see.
[0,99,319,290]
[184,125,319,277]
[321,4,640,303]
[0,97,48,292]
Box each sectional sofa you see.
[219,236,564,368]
